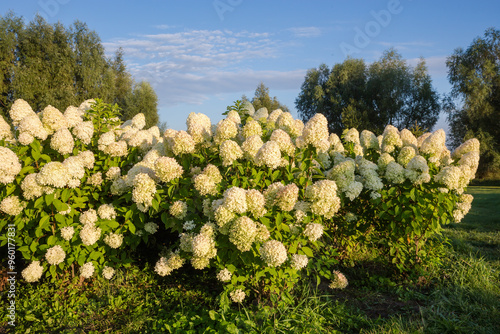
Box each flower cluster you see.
[0,147,22,184]
[260,240,287,267]
[329,270,348,289]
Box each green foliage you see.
[296,49,441,135]
[446,28,500,178]
[1,186,498,333]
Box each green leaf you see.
[45,193,54,206]
[128,222,136,234]
[301,247,313,257]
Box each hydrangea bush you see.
[0,98,479,305]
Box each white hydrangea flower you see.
[400,129,418,149]
[275,183,299,211]
[144,222,159,234]
[192,233,215,258]
[45,245,66,265]
[255,141,282,169]
[41,105,67,134]
[0,195,24,216]
[344,128,360,145]
[132,173,156,212]
[260,240,287,267]
[0,147,22,184]
[183,220,196,231]
[276,112,299,137]
[104,233,123,248]
[241,119,263,138]
[60,226,75,241]
[72,121,94,145]
[229,216,257,252]
[50,128,74,155]
[420,129,446,158]
[329,270,348,289]
[37,162,70,188]
[106,167,121,181]
[381,125,402,153]
[223,187,248,214]
[214,118,238,144]
[344,181,363,201]
[302,113,329,149]
[226,110,241,124]
[20,173,45,200]
[154,157,184,183]
[219,140,243,167]
[242,135,264,160]
[80,209,98,225]
[97,204,116,220]
[230,289,246,303]
[22,261,44,283]
[78,99,96,113]
[303,223,324,242]
[18,114,48,141]
[78,151,95,169]
[246,189,267,218]
[80,222,101,246]
[87,172,103,187]
[187,112,212,143]
[9,99,37,126]
[170,200,187,219]
[397,146,416,167]
[291,254,309,270]
[385,161,406,184]
[18,131,34,145]
[80,262,95,279]
[254,107,269,120]
[306,180,341,219]
[270,129,296,156]
[267,108,283,123]
[104,140,128,157]
[327,159,355,191]
[131,113,146,129]
[452,138,480,160]
[217,268,232,282]
[360,130,379,151]
[63,106,83,128]
[102,266,115,280]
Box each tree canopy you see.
[247,82,290,113]
[295,49,441,135]
[446,28,500,178]
[0,12,159,126]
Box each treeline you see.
[0,12,159,128]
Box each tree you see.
[122,81,159,128]
[446,28,500,178]
[250,82,290,113]
[112,47,133,107]
[0,12,23,119]
[296,49,440,135]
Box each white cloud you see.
[103,29,306,109]
[288,27,322,38]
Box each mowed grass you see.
[1,186,499,333]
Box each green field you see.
[2,186,499,333]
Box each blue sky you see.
[2,0,499,132]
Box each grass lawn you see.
[1,186,499,333]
